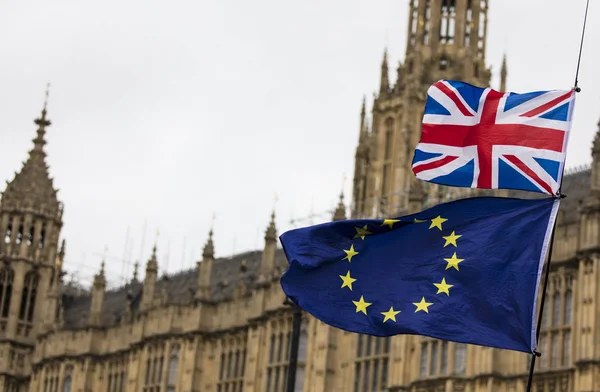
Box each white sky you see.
[1,0,599,288]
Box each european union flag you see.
[279,196,559,353]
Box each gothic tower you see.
[0,98,64,388]
[351,0,495,219]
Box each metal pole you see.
[284,297,302,392]
[525,205,561,391]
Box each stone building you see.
[0,1,598,392]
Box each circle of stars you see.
[337,214,464,324]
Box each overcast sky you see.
[1,0,598,289]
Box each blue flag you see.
[279,196,559,353]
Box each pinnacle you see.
[2,103,59,214]
[333,192,347,221]
[94,260,106,287]
[203,229,214,259]
[360,96,367,133]
[132,261,139,282]
[58,239,66,259]
[265,210,277,241]
[147,245,159,271]
[380,48,390,94]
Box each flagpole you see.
[573,0,590,92]
[524,203,560,392]
[526,2,589,388]
[284,297,302,392]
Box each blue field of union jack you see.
[411,80,576,195]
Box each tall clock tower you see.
[351,0,505,218]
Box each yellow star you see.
[429,216,448,230]
[442,231,462,247]
[339,271,357,290]
[414,218,427,223]
[342,245,359,262]
[433,278,454,295]
[444,252,464,271]
[381,219,400,229]
[353,225,372,240]
[381,306,401,323]
[352,296,372,315]
[413,297,433,313]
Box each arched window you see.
[564,290,572,325]
[552,292,561,326]
[454,343,466,374]
[152,357,158,383]
[464,0,473,46]
[219,352,226,383]
[157,354,164,383]
[0,268,14,320]
[26,225,34,247]
[277,333,284,362]
[15,223,23,245]
[62,365,73,392]
[144,357,151,385]
[19,271,39,322]
[440,341,448,374]
[119,371,125,392]
[4,220,12,244]
[167,345,180,392]
[354,335,389,391]
[269,334,276,363]
[440,0,456,44]
[144,345,164,391]
[419,342,427,376]
[234,350,240,378]
[429,341,438,376]
[38,225,46,249]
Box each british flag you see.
[411,80,576,195]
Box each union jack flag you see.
[411,80,576,195]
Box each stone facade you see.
[0,1,598,392]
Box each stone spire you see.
[57,239,66,268]
[141,245,158,311]
[265,211,277,242]
[132,261,139,282]
[258,209,278,283]
[379,49,389,95]
[89,261,106,326]
[360,96,366,131]
[94,260,107,288]
[2,85,60,213]
[202,228,214,260]
[333,192,347,221]
[357,96,370,145]
[500,54,508,91]
[196,228,215,301]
